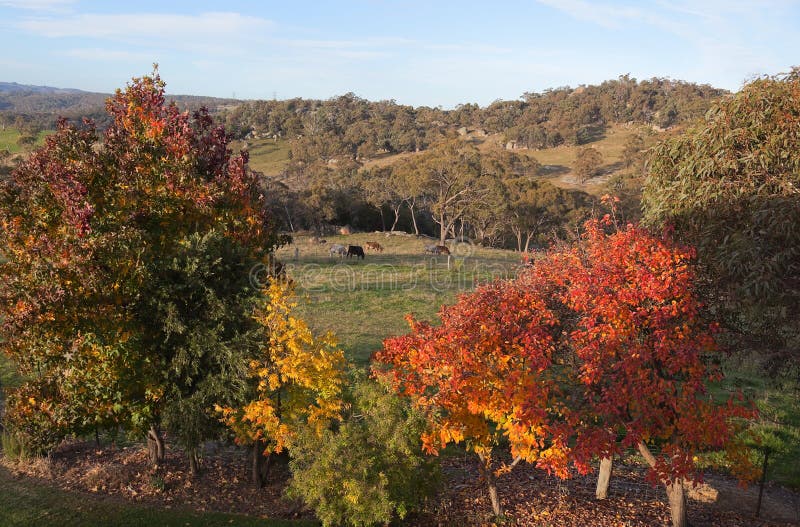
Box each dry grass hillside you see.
[245,124,665,195]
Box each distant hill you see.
[0,82,87,95]
[0,82,241,127]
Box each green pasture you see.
[235,137,291,176]
[0,128,53,154]
[274,233,523,364]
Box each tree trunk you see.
[438,213,448,244]
[596,457,613,499]
[638,442,688,527]
[523,232,535,254]
[409,203,420,236]
[477,452,502,517]
[147,425,165,465]
[666,480,688,527]
[188,447,200,476]
[251,440,272,488]
[513,228,523,252]
[390,204,401,232]
[283,204,295,233]
[379,206,386,232]
[252,440,265,487]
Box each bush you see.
[287,377,439,527]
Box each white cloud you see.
[19,11,271,38]
[0,0,75,11]
[17,12,273,55]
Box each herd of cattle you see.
[327,241,450,259]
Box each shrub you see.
[287,377,438,527]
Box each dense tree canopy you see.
[0,70,282,459]
[642,69,800,373]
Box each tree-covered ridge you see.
[221,75,725,159]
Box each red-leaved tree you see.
[522,211,755,527]
[374,281,571,516]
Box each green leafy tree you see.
[621,132,645,170]
[573,146,603,183]
[642,69,800,373]
[146,231,259,474]
[360,166,404,232]
[505,178,592,252]
[287,377,438,527]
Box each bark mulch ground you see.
[2,439,798,526]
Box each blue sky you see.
[1,0,798,108]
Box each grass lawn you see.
[714,360,800,488]
[0,465,314,527]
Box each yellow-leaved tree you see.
[218,281,346,487]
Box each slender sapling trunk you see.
[477,451,502,517]
[596,457,613,499]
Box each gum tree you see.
[643,69,800,374]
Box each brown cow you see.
[365,241,384,252]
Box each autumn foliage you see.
[375,208,754,522]
[218,281,346,482]
[0,69,281,455]
[536,213,753,477]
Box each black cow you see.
[347,245,365,259]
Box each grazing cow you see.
[365,241,384,252]
[424,244,450,255]
[329,244,347,258]
[347,245,365,259]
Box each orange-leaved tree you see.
[218,280,346,487]
[524,209,755,527]
[374,281,570,516]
